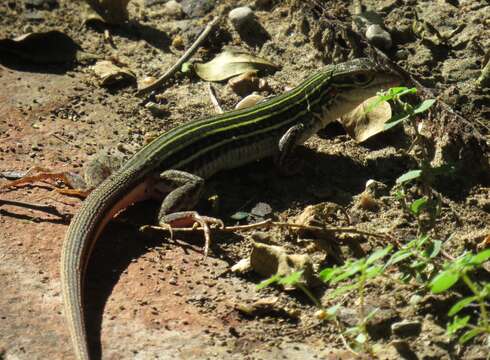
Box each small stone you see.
[163,0,183,18]
[250,202,272,217]
[391,320,422,337]
[180,0,215,18]
[365,179,389,198]
[229,6,255,31]
[365,24,392,50]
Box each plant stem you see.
[462,274,489,327]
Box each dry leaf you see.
[0,30,81,63]
[92,60,136,87]
[250,242,316,289]
[339,96,392,142]
[194,49,279,82]
[84,0,131,25]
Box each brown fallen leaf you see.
[84,0,131,25]
[0,30,82,63]
[250,242,316,289]
[92,60,136,87]
[339,96,392,142]
[194,48,279,82]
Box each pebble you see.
[180,0,215,18]
[364,179,389,198]
[163,0,183,18]
[365,24,392,50]
[229,6,255,31]
[391,320,422,337]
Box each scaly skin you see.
[61,58,401,359]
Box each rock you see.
[163,0,183,18]
[235,93,265,110]
[250,202,272,218]
[366,307,399,339]
[365,24,392,50]
[391,320,422,337]
[228,6,255,31]
[180,0,215,18]
[364,179,389,198]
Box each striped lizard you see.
[61,58,401,359]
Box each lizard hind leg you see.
[154,170,224,256]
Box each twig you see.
[0,198,66,218]
[208,83,224,114]
[137,17,220,96]
[141,219,390,241]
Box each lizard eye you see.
[353,73,370,85]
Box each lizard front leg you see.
[152,170,224,256]
[276,123,306,174]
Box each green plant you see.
[257,246,393,353]
[430,249,490,345]
[386,234,442,283]
[318,246,392,350]
[369,87,449,234]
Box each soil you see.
[0,0,489,359]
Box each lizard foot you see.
[160,211,224,257]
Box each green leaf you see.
[448,296,477,316]
[256,274,281,290]
[383,112,410,131]
[230,211,249,220]
[319,267,337,282]
[389,87,417,97]
[365,265,384,279]
[327,283,357,299]
[413,99,436,115]
[430,270,460,293]
[459,328,484,344]
[366,245,393,265]
[396,169,423,185]
[330,262,363,284]
[278,270,304,286]
[387,250,412,266]
[427,239,442,259]
[410,197,428,215]
[470,249,490,265]
[446,315,470,335]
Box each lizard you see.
[61,58,401,359]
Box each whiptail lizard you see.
[61,58,401,359]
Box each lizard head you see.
[328,58,402,103]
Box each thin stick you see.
[137,17,220,96]
[141,219,389,240]
[0,198,66,218]
[208,83,224,114]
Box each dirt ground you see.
[0,0,489,359]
